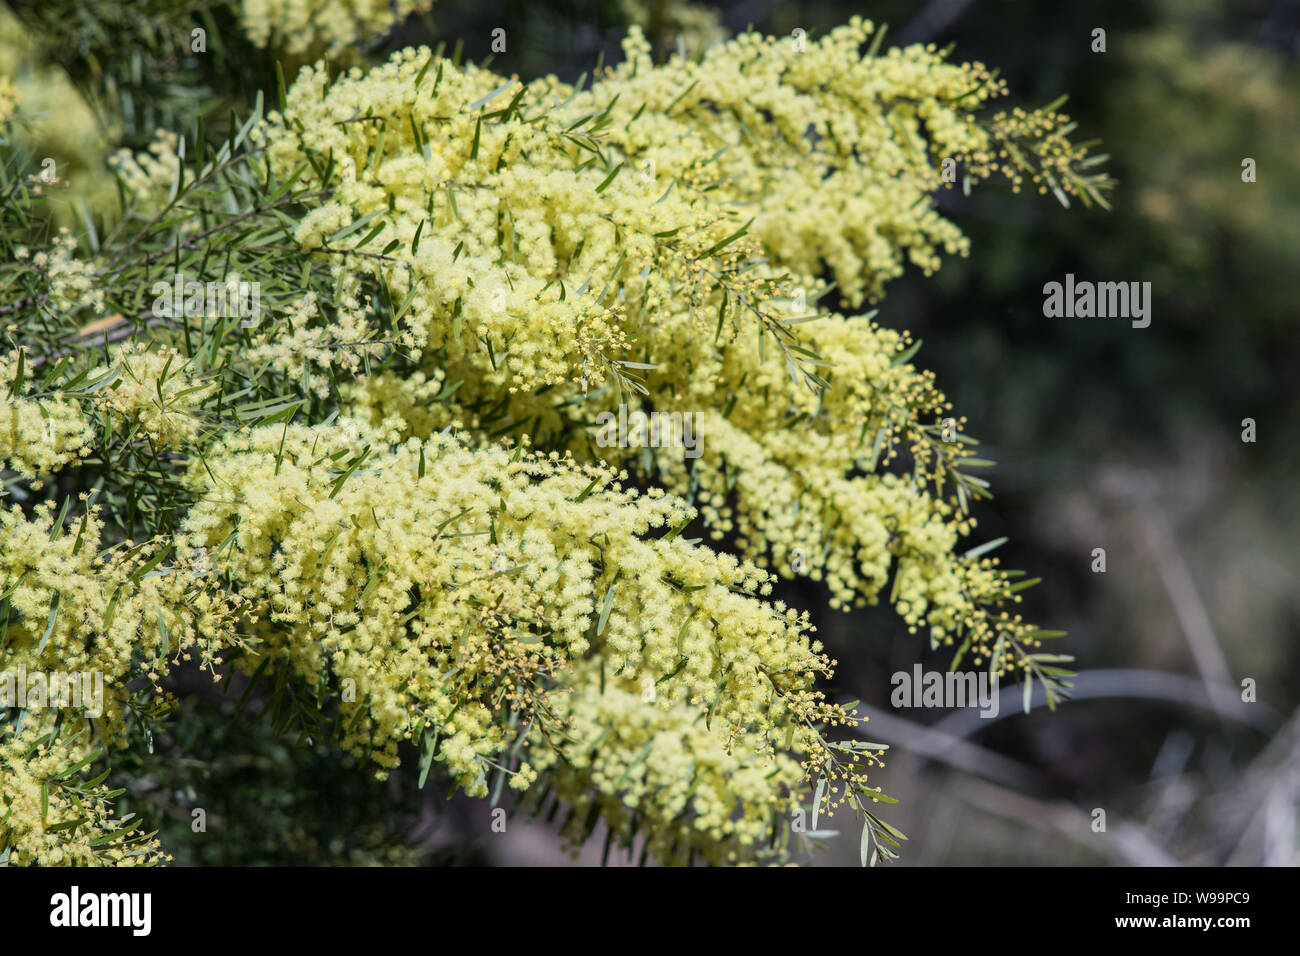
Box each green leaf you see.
[875,817,908,842]
[865,22,889,57]
[45,817,87,834]
[418,727,439,789]
[891,338,923,367]
[36,592,60,657]
[102,587,121,633]
[156,607,170,657]
[275,63,287,112]
[663,79,699,115]
[595,161,624,193]
[432,508,473,538]
[359,561,387,605]
[323,209,384,246]
[990,630,1006,679]
[699,218,754,258]
[573,475,602,503]
[467,81,514,112]
[55,749,106,781]
[48,497,72,541]
[393,282,421,322]
[469,115,482,160]
[1005,577,1042,594]
[433,379,463,402]
[655,656,689,685]
[596,576,619,636]
[328,445,372,499]
[130,545,170,584]
[353,220,386,249]
[6,347,23,399]
[964,537,1008,560]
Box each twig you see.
[1101,467,1235,703]
[930,668,1280,739]
[854,703,1179,865]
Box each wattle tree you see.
[0,0,1106,866]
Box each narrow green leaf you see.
[37,593,60,657]
[596,576,618,636]
[699,218,754,258]
[964,537,1008,560]
[891,338,923,367]
[157,607,170,657]
[595,161,624,193]
[467,81,514,112]
[469,116,482,161]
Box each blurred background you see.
[7,0,1297,865]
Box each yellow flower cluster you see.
[0,348,93,479]
[175,421,847,856]
[240,0,436,57]
[530,667,807,864]
[257,25,1086,687]
[107,130,185,214]
[1,502,247,740]
[0,503,248,864]
[89,342,216,449]
[241,274,389,397]
[1,724,169,866]
[4,15,1092,865]
[26,229,107,318]
[590,21,991,306]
